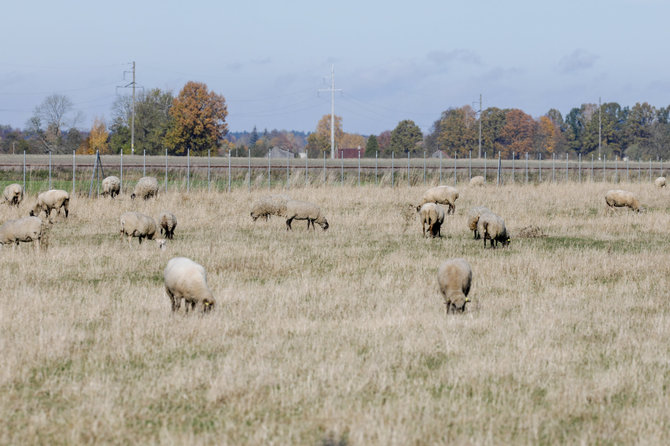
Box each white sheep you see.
[437,258,472,314]
[418,203,445,238]
[158,211,177,239]
[30,189,70,219]
[477,212,510,248]
[0,216,45,250]
[164,257,215,313]
[417,185,459,215]
[284,200,329,231]
[654,177,666,188]
[3,183,23,206]
[130,176,159,200]
[469,176,485,186]
[605,189,642,212]
[466,206,491,239]
[250,194,290,221]
[102,176,121,198]
[119,211,165,249]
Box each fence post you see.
[423,150,426,185]
[391,152,395,188]
[468,150,472,180]
[72,150,76,196]
[439,151,442,183]
[143,150,146,176]
[209,149,212,193]
[484,152,487,182]
[187,148,190,192]
[512,152,515,183]
[286,153,290,188]
[603,155,606,181]
[248,148,251,191]
[228,149,231,193]
[453,152,457,185]
[340,151,344,186]
[525,153,529,183]
[591,154,594,182]
[497,151,501,186]
[375,151,378,185]
[626,158,629,182]
[23,150,26,193]
[268,149,272,189]
[661,159,664,176]
[407,151,410,186]
[358,150,361,187]
[649,158,652,182]
[565,153,568,182]
[120,149,124,194]
[323,151,326,185]
[614,157,618,183]
[578,153,582,182]
[552,153,556,182]
[638,158,641,181]
[165,149,168,194]
[96,150,100,197]
[49,150,52,189]
[305,151,308,187]
[538,153,542,182]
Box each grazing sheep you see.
[466,206,491,239]
[417,185,459,215]
[477,212,510,248]
[130,176,159,200]
[158,211,177,239]
[418,203,445,238]
[0,216,45,250]
[250,194,290,221]
[470,176,485,186]
[605,189,642,212]
[437,258,472,314]
[3,183,23,206]
[654,177,666,188]
[284,200,329,231]
[119,211,165,249]
[164,257,215,313]
[30,189,69,219]
[102,175,121,198]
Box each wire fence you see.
[0,150,667,196]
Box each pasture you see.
[1,181,669,444]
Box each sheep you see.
[102,175,121,198]
[3,183,23,206]
[158,211,177,239]
[284,200,329,231]
[0,216,45,250]
[466,206,491,239]
[30,189,69,219]
[130,176,159,200]
[250,194,290,221]
[164,257,215,313]
[418,203,445,238]
[470,176,485,186]
[416,185,459,215]
[119,211,166,249]
[477,212,510,248]
[654,177,666,188]
[605,189,642,212]
[437,258,472,314]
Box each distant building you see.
[336,147,363,159]
[267,147,294,159]
[431,150,448,158]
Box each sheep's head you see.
[29,203,41,216]
[502,237,511,247]
[317,217,329,231]
[156,239,167,251]
[202,298,215,313]
[130,193,137,200]
[250,211,260,221]
[449,295,470,313]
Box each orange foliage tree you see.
[500,109,536,158]
[165,81,228,156]
[88,117,110,154]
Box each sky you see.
[1,0,669,136]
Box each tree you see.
[86,117,110,154]
[436,106,477,157]
[27,94,82,153]
[500,109,536,158]
[164,81,228,156]
[390,120,423,156]
[365,135,378,157]
[340,133,366,150]
[135,88,174,155]
[249,126,259,147]
[315,114,344,155]
[536,116,562,154]
[480,107,507,156]
[377,131,392,155]
[305,132,329,158]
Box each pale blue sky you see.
[1,0,668,135]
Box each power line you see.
[318,65,342,159]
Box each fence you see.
[0,150,666,196]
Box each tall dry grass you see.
[1,182,669,444]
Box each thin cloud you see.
[558,49,599,74]
[427,49,482,66]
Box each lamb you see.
[418,203,445,238]
[130,176,159,200]
[477,212,510,248]
[119,211,166,249]
[3,184,23,206]
[654,177,666,188]
[250,194,290,221]
[284,200,329,231]
[466,206,491,239]
[30,189,69,219]
[158,211,177,239]
[605,189,642,212]
[164,257,215,313]
[0,216,45,250]
[470,176,485,186]
[437,258,472,314]
[102,175,121,198]
[416,185,459,215]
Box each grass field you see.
[1,182,669,444]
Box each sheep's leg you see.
[286,217,294,231]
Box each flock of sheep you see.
[1,171,664,317]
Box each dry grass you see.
[1,182,670,444]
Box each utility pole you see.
[598,96,602,161]
[473,94,482,158]
[117,61,142,155]
[318,65,342,159]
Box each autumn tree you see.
[165,81,228,156]
[377,131,391,155]
[480,107,507,156]
[389,120,423,156]
[315,114,344,156]
[305,132,329,158]
[500,109,536,158]
[340,133,366,150]
[435,106,477,157]
[84,117,110,154]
